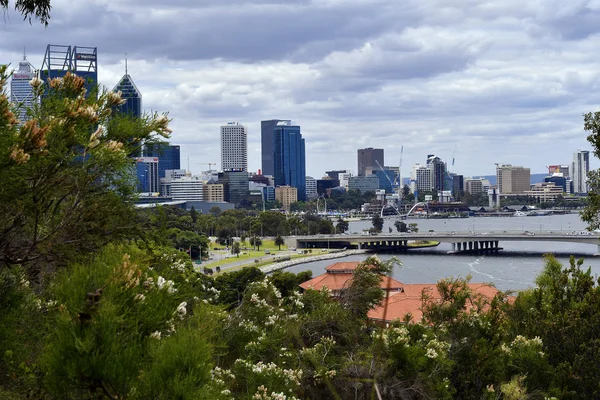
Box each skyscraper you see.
[572,150,590,194]
[220,122,248,171]
[10,52,35,124]
[426,155,447,192]
[40,45,98,97]
[273,121,306,201]
[144,144,181,181]
[261,119,287,176]
[357,148,384,177]
[113,60,141,118]
[496,164,530,194]
[135,157,159,193]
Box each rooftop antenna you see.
[125,53,128,75]
[187,156,190,173]
[23,46,26,60]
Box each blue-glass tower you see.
[144,144,181,180]
[273,121,306,201]
[40,45,98,97]
[113,61,141,118]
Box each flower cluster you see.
[235,359,303,387]
[501,335,544,356]
[252,385,299,400]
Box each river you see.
[284,213,600,291]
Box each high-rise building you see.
[10,52,35,124]
[218,170,249,205]
[357,148,384,177]
[40,45,98,97]
[305,176,317,200]
[548,165,570,178]
[496,164,530,194]
[415,166,432,193]
[426,155,447,192]
[275,186,297,212]
[169,176,204,201]
[144,144,181,181]
[220,122,248,171]
[135,157,159,193]
[273,121,306,201]
[450,173,464,197]
[572,150,590,194]
[261,119,287,176]
[113,61,141,118]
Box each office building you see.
[40,45,98,97]
[203,183,225,202]
[357,148,384,177]
[221,122,248,171]
[169,176,204,201]
[544,174,569,194]
[306,176,318,200]
[524,182,563,203]
[374,169,395,193]
[451,173,464,197]
[144,144,181,181]
[348,176,379,193]
[113,61,141,118]
[317,179,340,197]
[273,121,306,201]
[415,165,432,193]
[218,169,249,205]
[496,164,530,194]
[426,155,447,192]
[159,169,187,196]
[572,150,590,194]
[10,53,35,124]
[465,178,486,195]
[135,157,159,193]
[275,186,297,212]
[261,119,287,176]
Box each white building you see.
[305,176,317,200]
[572,150,590,194]
[415,165,432,193]
[220,122,248,171]
[170,175,204,201]
[339,171,352,189]
[10,54,35,124]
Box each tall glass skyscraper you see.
[144,144,181,180]
[261,119,287,176]
[113,64,141,118]
[273,121,306,201]
[40,45,98,98]
[10,53,35,124]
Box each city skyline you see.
[2,1,600,177]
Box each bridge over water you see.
[285,231,600,255]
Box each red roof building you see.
[299,261,501,324]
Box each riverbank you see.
[260,249,368,274]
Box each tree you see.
[336,217,349,234]
[232,241,240,257]
[394,220,408,232]
[371,214,384,232]
[402,184,410,198]
[0,69,172,281]
[1,0,52,25]
[249,236,262,251]
[582,109,600,230]
[408,223,419,233]
[190,206,198,223]
[274,234,285,250]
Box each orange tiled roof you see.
[299,262,404,292]
[368,283,501,323]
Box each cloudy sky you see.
[2,0,600,178]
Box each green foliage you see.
[335,218,349,234]
[274,234,285,250]
[0,68,171,280]
[0,0,52,25]
[394,220,408,232]
[371,214,384,233]
[40,243,216,399]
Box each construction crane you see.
[398,145,404,197]
[375,159,396,194]
[197,162,217,173]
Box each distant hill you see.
[479,173,548,186]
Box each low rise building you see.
[275,185,297,212]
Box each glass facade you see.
[273,122,306,201]
[10,55,35,124]
[261,119,288,176]
[135,157,159,193]
[40,45,98,98]
[144,144,181,180]
[114,74,141,118]
[218,170,249,205]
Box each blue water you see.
[285,213,600,292]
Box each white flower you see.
[150,331,161,340]
[176,301,187,319]
[134,293,146,303]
